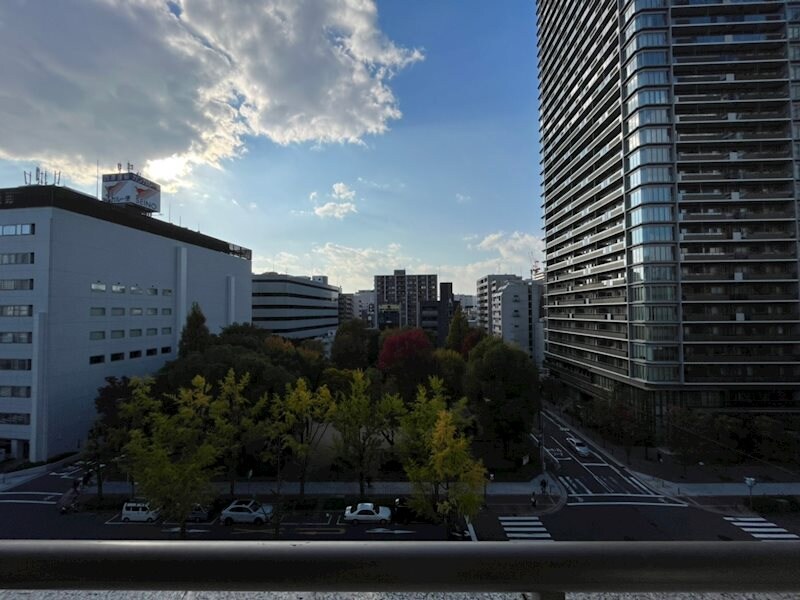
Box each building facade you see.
[338,293,355,324]
[491,279,545,369]
[0,184,252,461]
[537,0,800,425]
[477,274,522,334]
[420,282,458,346]
[353,289,377,327]
[252,273,339,340]
[375,269,437,329]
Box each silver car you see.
[343,502,392,525]
[220,499,273,526]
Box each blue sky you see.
[0,0,542,293]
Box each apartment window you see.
[111,284,125,294]
[630,224,673,245]
[628,185,671,207]
[0,279,33,291]
[145,308,158,316]
[0,224,35,236]
[161,346,172,354]
[623,32,668,60]
[89,307,106,317]
[0,385,31,397]
[110,352,124,362]
[89,331,105,341]
[161,327,172,335]
[0,305,33,317]
[626,146,671,170]
[624,12,666,39]
[130,329,142,337]
[626,108,669,133]
[146,348,158,356]
[146,288,158,296]
[631,324,678,341]
[631,343,678,362]
[623,0,666,23]
[146,328,158,336]
[630,304,677,321]
[624,50,668,79]
[162,289,173,296]
[110,330,125,339]
[130,285,142,295]
[630,264,676,283]
[789,25,800,40]
[130,308,143,316]
[0,412,30,425]
[626,128,671,153]
[129,350,142,359]
[0,252,34,265]
[629,205,672,226]
[631,363,679,381]
[111,307,125,316]
[89,355,105,365]
[162,308,172,315]
[630,284,676,302]
[91,282,107,292]
[0,358,31,371]
[0,332,32,343]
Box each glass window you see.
[627,146,671,170]
[629,205,673,226]
[624,12,666,40]
[627,166,672,188]
[630,304,677,321]
[630,264,677,282]
[626,88,669,113]
[0,332,32,343]
[0,252,34,265]
[111,307,125,316]
[91,282,107,292]
[162,289,173,296]
[89,331,105,340]
[0,224,35,236]
[130,285,142,295]
[90,307,106,316]
[626,108,670,133]
[111,284,125,294]
[0,305,33,317]
[162,308,172,315]
[0,385,31,397]
[130,329,142,337]
[146,348,158,356]
[161,327,172,335]
[630,245,675,264]
[146,328,158,336]
[626,127,671,152]
[624,32,668,60]
[0,358,32,370]
[130,308,143,316]
[110,330,125,339]
[628,185,672,207]
[89,355,105,365]
[0,412,31,425]
[631,324,678,341]
[161,346,172,354]
[110,352,124,362]
[0,279,34,291]
[129,350,142,359]
[145,308,158,316]
[625,50,668,79]
[146,288,158,296]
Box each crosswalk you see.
[499,515,553,541]
[724,516,800,541]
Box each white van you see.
[121,500,160,523]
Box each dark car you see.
[393,497,412,524]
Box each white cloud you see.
[0,0,423,185]
[477,230,545,262]
[331,182,356,201]
[309,191,318,202]
[357,176,392,190]
[314,201,357,219]
[455,193,471,204]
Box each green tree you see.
[282,378,335,496]
[209,369,253,495]
[124,377,219,538]
[331,319,379,370]
[465,337,539,458]
[445,307,469,354]
[178,302,212,358]
[332,371,386,498]
[667,406,699,475]
[433,348,466,402]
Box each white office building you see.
[252,273,339,340]
[0,179,252,462]
[477,274,522,334]
[491,279,545,370]
[353,289,376,327]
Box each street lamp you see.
[745,476,756,508]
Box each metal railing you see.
[4,540,798,594]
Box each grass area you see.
[472,437,541,482]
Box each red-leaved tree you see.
[378,329,435,402]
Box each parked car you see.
[343,502,392,525]
[220,499,273,526]
[121,500,160,523]
[566,437,590,457]
[188,504,212,523]
[393,497,412,524]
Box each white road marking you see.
[566,500,688,507]
[568,493,669,498]
[507,532,552,539]
[550,435,614,493]
[499,516,553,541]
[724,516,800,541]
[499,515,543,521]
[0,491,63,496]
[558,476,578,494]
[0,499,56,505]
[725,516,767,522]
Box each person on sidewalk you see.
[530,492,537,508]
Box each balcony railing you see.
[0,540,799,595]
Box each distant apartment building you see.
[252,273,338,340]
[338,293,354,324]
[353,289,377,327]
[0,179,252,461]
[375,269,437,329]
[491,279,545,369]
[537,0,800,423]
[477,274,522,334]
[420,282,458,346]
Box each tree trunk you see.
[180,520,187,540]
[96,467,104,502]
[230,478,235,496]
[358,471,365,499]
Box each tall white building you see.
[353,289,376,327]
[252,273,339,340]
[490,279,545,370]
[0,181,252,461]
[477,274,522,334]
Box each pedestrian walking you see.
[657,450,663,463]
[530,492,537,508]
[540,478,547,495]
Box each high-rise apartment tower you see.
[537,0,800,426]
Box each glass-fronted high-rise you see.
[538,0,800,428]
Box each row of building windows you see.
[626,88,670,114]
[89,307,172,317]
[631,363,679,382]
[0,224,34,236]
[623,12,666,40]
[0,385,31,398]
[90,283,173,296]
[630,264,676,283]
[630,244,674,264]
[0,412,30,425]
[626,129,671,153]
[630,224,674,245]
[89,346,171,364]
[0,358,31,371]
[623,32,668,62]
[628,185,672,207]
[0,305,32,317]
[622,0,666,25]
[630,304,678,322]
[0,279,33,291]
[90,327,172,340]
[0,332,32,344]
[625,107,669,134]
[629,205,672,227]
[631,343,678,362]
[627,146,671,171]
[625,50,668,80]
[0,252,34,265]
[630,324,678,342]
[629,284,677,302]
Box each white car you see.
[220,499,273,526]
[566,437,590,457]
[343,502,392,525]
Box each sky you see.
[0,0,542,294]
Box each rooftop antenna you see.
[35,167,41,185]
[117,163,123,174]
